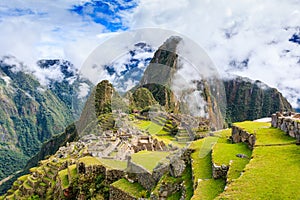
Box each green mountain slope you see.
[0,58,90,184]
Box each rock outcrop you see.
[271,112,300,143]
[231,125,256,149]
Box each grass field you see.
[133,119,185,147]
[131,150,169,172]
[190,137,226,200]
[218,145,300,199]
[217,122,300,199]
[78,156,102,166]
[111,178,148,198]
[212,142,252,182]
[99,158,127,170]
[58,169,69,189]
[233,121,294,145]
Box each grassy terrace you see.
[111,178,148,198]
[131,150,169,172]
[68,164,77,177]
[78,156,102,166]
[233,121,295,145]
[133,119,185,147]
[190,137,226,200]
[99,158,127,170]
[212,143,252,182]
[58,169,69,189]
[217,122,300,199]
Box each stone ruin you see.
[271,111,300,144]
[231,126,256,149]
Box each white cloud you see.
[0,0,111,69]
[1,0,300,109]
[129,0,300,108]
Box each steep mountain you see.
[224,76,293,124]
[0,37,292,199]
[36,59,92,118]
[136,36,293,127]
[0,57,92,186]
[76,80,128,136]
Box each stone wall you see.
[212,163,229,179]
[110,185,137,200]
[105,169,125,184]
[127,159,156,191]
[231,126,256,149]
[271,112,300,143]
[126,148,191,191]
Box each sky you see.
[0,0,300,108]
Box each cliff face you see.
[224,77,293,123]
[139,36,181,87]
[139,37,293,126]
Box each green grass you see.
[212,143,252,182]
[217,145,300,199]
[190,137,226,200]
[182,163,194,200]
[233,121,295,145]
[58,169,69,189]
[190,137,218,181]
[78,156,102,166]
[68,164,77,177]
[111,178,148,198]
[17,174,29,182]
[39,182,47,187]
[192,179,225,200]
[152,173,182,197]
[167,191,182,200]
[23,181,32,190]
[213,142,251,165]
[133,119,186,147]
[131,150,169,172]
[134,120,168,135]
[99,158,127,170]
[214,129,232,143]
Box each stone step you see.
[176,136,191,142]
[6,189,15,196]
[27,176,39,188]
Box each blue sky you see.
[70,0,137,32]
[0,0,300,108]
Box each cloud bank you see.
[130,0,300,108]
[0,0,299,108]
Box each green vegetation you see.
[190,137,218,181]
[190,137,226,200]
[167,191,181,200]
[182,163,194,200]
[234,121,295,145]
[99,159,127,170]
[131,87,157,110]
[140,83,178,112]
[131,151,169,172]
[217,122,300,199]
[133,119,184,147]
[58,169,69,189]
[192,179,225,200]
[224,77,292,123]
[68,164,77,177]
[218,144,300,199]
[78,156,102,166]
[212,143,251,182]
[0,149,28,180]
[112,178,149,198]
